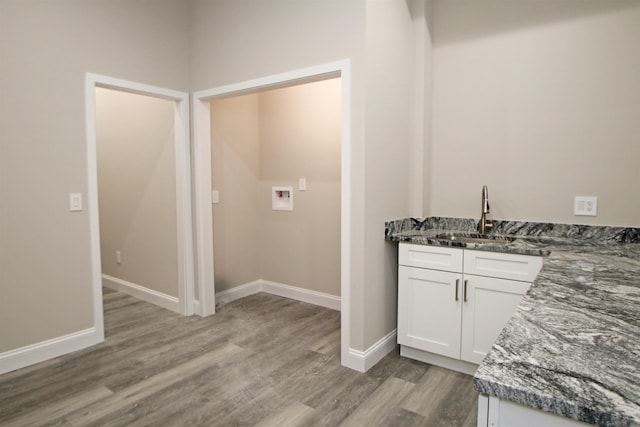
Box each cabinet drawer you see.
[464,250,543,282]
[399,243,463,272]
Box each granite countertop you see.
[385,217,640,427]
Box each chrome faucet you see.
[478,185,493,235]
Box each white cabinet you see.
[397,243,543,373]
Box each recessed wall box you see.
[272,186,293,211]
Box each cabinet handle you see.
[463,280,468,302]
[455,279,459,301]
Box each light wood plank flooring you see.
[0,289,478,426]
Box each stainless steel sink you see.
[434,232,515,245]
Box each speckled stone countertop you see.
[385,217,640,427]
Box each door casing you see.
[85,73,195,343]
[192,60,355,369]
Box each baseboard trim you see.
[344,329,398,373]
[214,280,262,306]
[213,280,341,311]
[0,327,100,375]
[102,274,179,313]
[261,280,341,311]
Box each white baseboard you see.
[0,327,101,375]
[261,280,341,311]
[212,279,341,311]
[344,329,398,373]
[102,274,180,313]
[214,280,262,306]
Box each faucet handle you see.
[478,214,494,234]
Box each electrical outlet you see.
[574,196,597,216]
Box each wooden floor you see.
[0,289,478,426]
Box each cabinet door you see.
[460,275,530,364]
[398,266,462,359]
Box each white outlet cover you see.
[574,196,597,216]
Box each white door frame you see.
[85,73,195,340]
[192,60,352,366]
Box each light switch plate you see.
[574,196,597,216]
[69,193,82,212]
[212,190,219,204]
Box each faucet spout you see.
[478,185,493,234]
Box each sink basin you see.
[434,232,515,245]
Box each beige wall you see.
[96,88,178,297]
[210,94,261,292]
[259,79,342,296]
[407,0,435,217]
[1,0,419,361]
[210,80,341,296]
[0,0,189,352]
[362,1,419,348]
[429,0,640,226]
[420,0,435,216]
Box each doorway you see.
[192,60,355,369]
[209,78,341,305]
[85,74,194,341]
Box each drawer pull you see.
[455,279,460,301]
[463,280,468,302]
